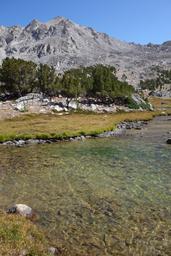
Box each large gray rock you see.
[15,93,43,103]
[13,93,43,112]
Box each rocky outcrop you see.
[131,93,153,110]
[1,17,171,87]
[150,85,171,98]
[11,93,151,114]
[13,93,44,111]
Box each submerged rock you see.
[7,204,33,218]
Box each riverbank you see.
[0,211,51,256]
[0,111,166,145]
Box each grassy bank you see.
[0,111,163,143]
[149,96,171,109]
[0,211,50,256]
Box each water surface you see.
[0,116,171,255]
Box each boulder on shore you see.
[7,204,33,218]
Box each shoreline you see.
[0,120,150,146]
[0,110,170,147]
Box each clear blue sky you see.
[1,0,171,44]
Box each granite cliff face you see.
[0,16,171,87]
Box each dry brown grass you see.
[0,111,158,142]
[149,96,171,109]
[0,211,50,256]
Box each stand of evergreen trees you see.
[0,57,134,101]
[140,68,171,91]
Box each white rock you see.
[50,105,64,112]
[90,104,97,111]
[15,204,33,217]
[48,247,58,255]
[14,102,26,112]
[68,101,77,109]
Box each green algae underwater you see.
[0,116,170,256]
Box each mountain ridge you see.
[0,16,171,86]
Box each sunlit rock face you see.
[1,16,171,86]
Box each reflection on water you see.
[0,116,171,255]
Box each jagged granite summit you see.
[1,16,171,86]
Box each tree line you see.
[140,68,171,91]
[0,57,134,101]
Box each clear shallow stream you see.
[0,116,171,255]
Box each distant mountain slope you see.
[0,16,171,86]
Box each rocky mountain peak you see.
[46,16,73,26]
[25,19,41,32]
[0,17,171,86]
[162,41,171,46]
